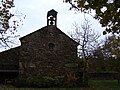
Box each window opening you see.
[48,43,55,50]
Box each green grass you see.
[0,80,120,90]
[89,80,120,90]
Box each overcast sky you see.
[14,0,104,36]
[1,0,105,52]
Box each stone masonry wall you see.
[19,25,78,79]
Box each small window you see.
[48,43,55,50]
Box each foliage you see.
[0,0,14,31]
[88,59,120,73]
[90,35,120,73]
[92,35,120,61]
[66,73,78,87]
[0,0,25,47]
[103,35,120,60]
[15,76,65,88]
[64,0,120,35]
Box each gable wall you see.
[19,26,78,79]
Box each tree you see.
[0,0,25,48]
[64,0,120,35]
[102,35,120,60]
[70,19,100,58]
[69,19,100,86]
[91,35,120,83]
[91,35,120,69]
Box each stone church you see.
[0,9,79,83]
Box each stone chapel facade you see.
[0,9,79,82]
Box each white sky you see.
[0,0,105,52]
[14,0,104,36]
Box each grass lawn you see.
[0,80,120,90]
[89,80,120,90]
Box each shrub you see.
[14,76,65,88]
